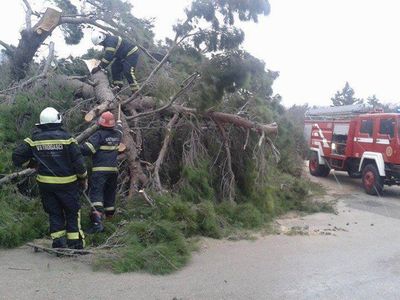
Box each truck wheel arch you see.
[309,148,326,165]
[359,152,385,176]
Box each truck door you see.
[353,118,374,157]
[376,117,397,163]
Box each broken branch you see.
[152,114,180,192]
[0,40,14,55]
[22,0,33,30]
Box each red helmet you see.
[98,111,115,128]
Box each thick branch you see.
[0,169,36,185]
[205,112,278,136]
[22,0,33,30]
[75,124,98,143]
[170,105,278,136]
[152,114,180,192]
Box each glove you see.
[79,178,88,191]
[91,66,101,74]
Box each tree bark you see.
[84,71,116,122]
[12,29,52,80]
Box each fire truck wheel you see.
[362,164,384,195]
[309,152,330,177]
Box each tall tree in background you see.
[331,82,363,106]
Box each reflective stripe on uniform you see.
[51,230,66,239]
[77,171,87,179]
[113,80,124,85]
[24,138,77,146]
[99,145,119,151]
[126,46,139,57]
[67,232,79,240]
[104,206,115,211]
[105,47,116,52]
[37,174,77,184]
[92,202,104,207]
[101,58,111,64]
[92,167,118,172]
[85,142,96,154]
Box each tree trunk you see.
[11,29,52,80]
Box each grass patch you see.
[0,186,47,248]
[89,174,331,274]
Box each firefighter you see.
[12,107,87,249]
[91,31,140,93]
[80,111,123,233]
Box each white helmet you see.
[39,107,62,125]
[91,31,106,45]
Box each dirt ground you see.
[2,169,400,299]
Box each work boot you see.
[67,239,84,250]
[52,236,67,249]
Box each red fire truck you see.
[304,104,400,195]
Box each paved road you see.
[2,171,400,299]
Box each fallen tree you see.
[0,0,325,276]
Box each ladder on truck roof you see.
[305,104,372,121]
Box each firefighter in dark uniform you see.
[91,31,140,93]
[80,111,123,233]
[12,107,87,249]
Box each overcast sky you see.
[1,0,400,107]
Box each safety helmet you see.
[38,107,62,125]
[98,111,115,128]
[91,31,106,45]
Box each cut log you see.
[33,8,61,34]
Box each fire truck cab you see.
[304,104,400,195]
